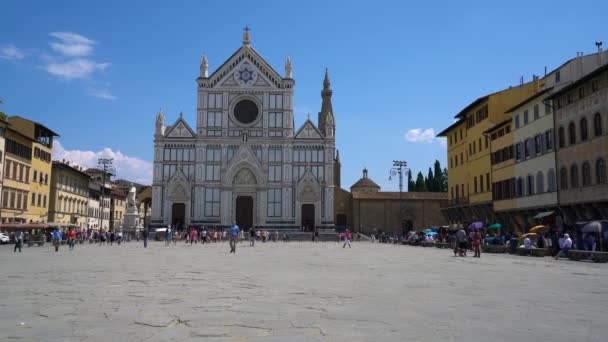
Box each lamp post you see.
[389,160,408,237]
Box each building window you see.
[535,135,542,155]
[474,176,478,193]
[555,71,561,83]
[534,104,540,120]
[515,142,522,161]
[486,173,490,191]
[560,168,568,190]
[582,162,591,186]
[524,139,530,158]
[558,127,565,148]
[568,122,576,145]
[579,87,585,99]
[204,188,220,217]
[536,172,544,193]
[546,130,553,150]
[207,112,222,127]
[514,115,520,128]
[207,93,223,109]
[596,159,606,184]
[33,170,37,182]
[570,164,579,188]
[523,110,529,125]
[268,112,283,128]
[548,168,556,192]
[594,113,602,137]
[592,80,599,92]
[37,194,41,207]
[527,174,534,195]
[267,188,282,217]
[31,193,36,206]
[545,102,551,115]
[516,177,523,197]
[580,118,588,141]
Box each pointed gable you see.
[295,119,323,139]
[206,46,284,89]
[164,116,196,139]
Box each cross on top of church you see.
[242,25,251,45]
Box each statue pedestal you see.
[123,212,141,233]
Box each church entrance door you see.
[172,203,185,227]
[236,196,253,230]
[301,204,315,231]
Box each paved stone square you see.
[1,241,607,341]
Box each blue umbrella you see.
[426,231,438,236]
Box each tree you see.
[442,168,448,192]
[407,169,415,191]
[415,172,426,192]
[0,99,6,121]
[433,160,445,192]
[425,167,434,191]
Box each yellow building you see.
[110,185,127,231]
[1,128,34,223]
[49,161,90,229]
[7,116,59,223]
[485,119,516,214]
[437,80,540,224]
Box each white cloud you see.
[45,58,109,79]
[49,32,95,57]
[89,88,117,100]
[405,128,436,143]
[53,140,152,185]
[0,44,25,60]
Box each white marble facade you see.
[151,30,337,230]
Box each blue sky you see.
[0,0,606,187]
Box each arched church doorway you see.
[301,204,315,231]
[172,203,185,227]
[236,196,253,230]
[336,214,347,227]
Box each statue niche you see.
[233,168,257,185]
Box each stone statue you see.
[127,186,137,209]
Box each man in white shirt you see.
[555,234,572,259]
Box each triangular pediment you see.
[295,119,323,139]
[164,116,196,139]
[166,167,191,199]
[207,46,284,89]
[297,169,321,201]
[224,144,265,185]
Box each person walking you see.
[14,230,23,253]
[456,228,467,257]
[473,230,481,258]
[52,228,62,252]
[190,228,198,245]
[142,228,149,248]
[68,228,77,251]
[343,229,352,248]
[229,222,240,253]
[250,227,256,246]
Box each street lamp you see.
[389,160,408,237]
[98,158,114,234]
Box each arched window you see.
[560,168,568,190]
[597,158,606,184]
[536,171,545,193]
[571,164,579,188]
[548,168,556,192]
[569,122,576,145]
[594,113,603,137]
[582,162,591,186]
[580,118,588,141]
[558,126,565,148]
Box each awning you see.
[0,223,51,230]
[533,211,555,219]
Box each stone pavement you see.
[0,241,607,341]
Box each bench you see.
[568,250,608,263]
[421,241,435,247]
[516,248,549,257]
[482,245,508,253]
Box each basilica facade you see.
[151,30,338,230]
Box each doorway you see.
[301,204,315,231]
[336,214,347,227]
[172,203,185,227]
[236,196,253,230]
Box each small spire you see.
[200,54,208,78]
[242,25,251,46]
[335,149,340,162]
[363,167,368,179]
[179,111,183,119]
[323,67,330,88]
[306,112,310,120]
[285,56,292,79]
